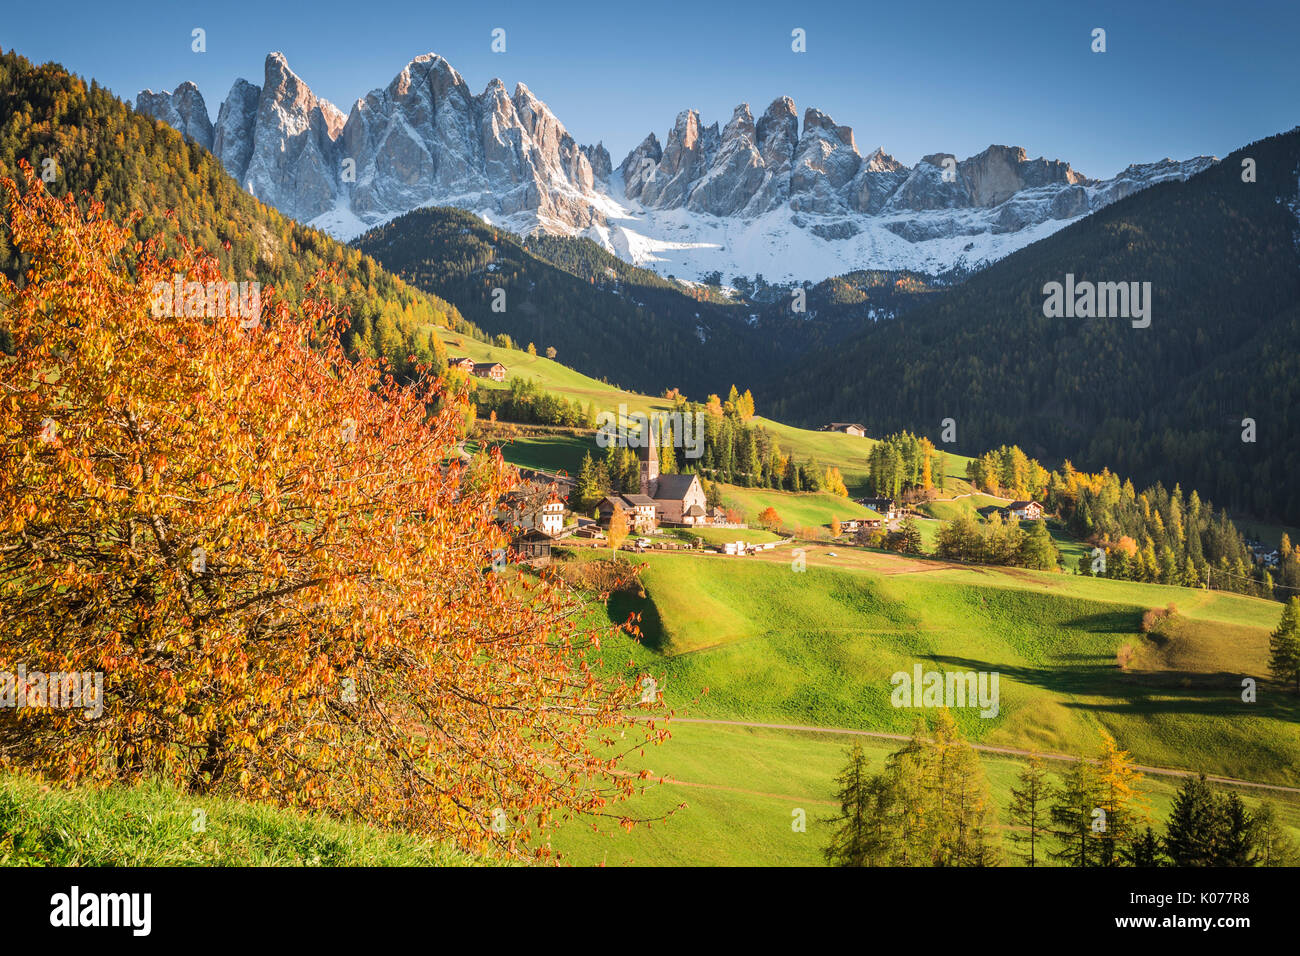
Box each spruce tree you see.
[1216,793,1256,867]
[1049,758,1102,867]
[1268,597,1300,692]
[1125,826,1164,867]
[1163,774,1220,866]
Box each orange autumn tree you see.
[0,163,665,857]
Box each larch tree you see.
[1093,732,1149,866]
[607,506,628,557]
[1007,753,1055,866]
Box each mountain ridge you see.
[136,50,1216,282]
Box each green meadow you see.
[547,720,1300,867]
[717,485,881,531]
[543,544,1300,865]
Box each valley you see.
[2,30,1297,875]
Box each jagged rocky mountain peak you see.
[136,51,1216,282]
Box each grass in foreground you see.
[0,775,485,867]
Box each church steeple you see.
[637,437,659,497]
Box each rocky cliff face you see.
[137,50,1217,281]
[136,81,213,151]
[137,51,599,234]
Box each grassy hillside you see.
[584,548,1294,783]
[0,775,484,866]
[440,327,979,496]
[436,328,675,415]
[543,545,1300,864]
[717,486,880,530]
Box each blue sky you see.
[6,0,1297,178]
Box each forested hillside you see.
[354,207,942,399]
[767,129,1300,522]
[356,207,760,397]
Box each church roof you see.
[653,473,700,502]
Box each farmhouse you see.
[472,362,508,382]
[447,356,475,373]
[1004,500,1044,521]
[598,494,657,533]
[823,422,866,437]
[859,497,899,520]
[498,480,568,536]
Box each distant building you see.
[1004,500,1044,521]
[620,493,659,532]
[472,362,507,382]
[447,356,475,373]
[513,528,554,561]
[652,473,708,526]
[823,423,866,437]
[498,481,568,537]
[859,497,899,520]
[538,488,565,536]
[598,494,657,533]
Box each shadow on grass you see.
[607,589,668,654]
[928,653,1300,722]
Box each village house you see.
[823,422,867,437]
[472,362,508,382]
[598,494,657,533]
[1004,500,1045,521]
[447,356,475,373]
[497,480,569,551]
[512,528,554,561]
[859,497,900,520]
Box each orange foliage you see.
[0,164,668,857]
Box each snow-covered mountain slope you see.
[138,51,1216,283]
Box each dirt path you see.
[661,717,1300,795]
